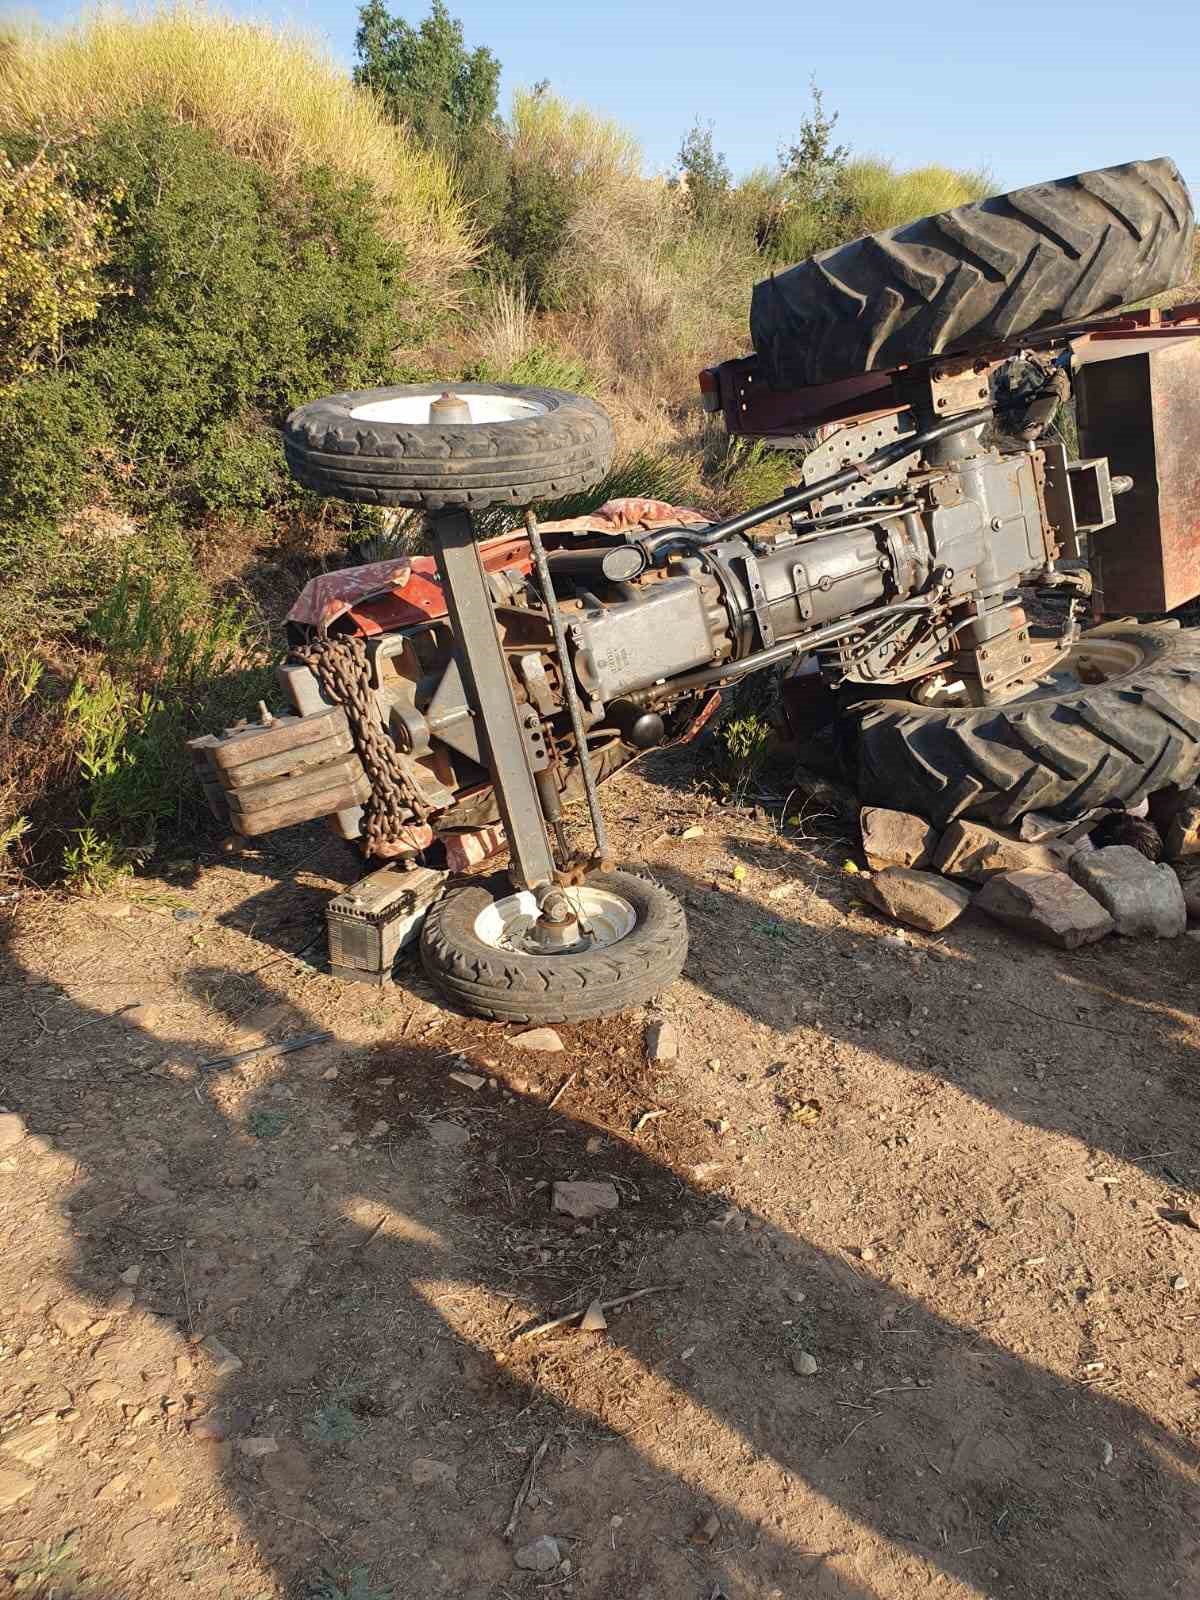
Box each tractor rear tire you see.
[751,158,1194,389]
[849,622,1200,827]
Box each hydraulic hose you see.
[640,404,993,558]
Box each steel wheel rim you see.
[474,887,638,953]
[348,395,548,425]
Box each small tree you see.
[675,119,730,221]
[773,81,852,258]
[353,0,500,154]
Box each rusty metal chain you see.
[294,635,430,854]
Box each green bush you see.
[0,371,110,558]
[68,110,408,519]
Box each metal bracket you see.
[427,509,557,893]
[741,550,775,648]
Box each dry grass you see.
[0,3,478,303]
[509,87,642,192]
[840,157,994,234]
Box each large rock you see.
[934,820,1066,883]
[552,1180,619,1219]
[1068,845,1186,937]
[976,869,1113,949]
[861,868,971,932]
[859,807,938,870]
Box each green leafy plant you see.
[9,1529,81,1593]
[303,1566,393,1600]
[246,1108,289,1140]
[304,1399,360,1445]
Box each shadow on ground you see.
[3,849,1199,1599]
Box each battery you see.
[325,864,447,985]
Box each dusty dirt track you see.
[2,745,1199,1600]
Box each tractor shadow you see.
[3,904,1199,1599]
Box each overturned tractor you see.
[192,156,1200,1020]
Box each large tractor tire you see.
[751,158,1194,389]
[850,622,1200,827]
[284,382,614,512]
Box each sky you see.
[22,0,1200,197]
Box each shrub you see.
[0,107,411,556]
[0,4,475,301]
[0,146,113,384]
[0,371,110,559]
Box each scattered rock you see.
[427,1120,471,1149]
[449,1071,485,1090]
[119,1264,142,1286]
[410,1456,457,1488]
[238,1436,279,1458]
[933,819,1065,882]
[513,1027,564,1052]
[1165,804,1200,861]
[679,825,705,840]
[860,868,971,932]
[859,1246,877,1262]
[645,1020,678,1062]
[110,1287,136,1314]
[135,1174,177,1205]
[191,1405,250,1443]
[368,1120,390,1138]
[1068,846,1186,938]
[579,1298,608,1331]
[87,1380,122,1403]
[0,1465,35,1510]
[859,806,938,870]
[791,1351,819,1376]
[1171,1273,1189,1292]
[321,1067,339,1081]
[976,869,1113,949]
[1101,1440,1114,1470]
[0,1420,58,1466]
[95,1471,131,1502]
[552,1180,620,1219]
[691,1511,721,1545]
[0,1112,25,1148]
[515,1535,561,1572]
[199,1335,243,1378]
[49,1300,92,1338]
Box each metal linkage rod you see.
[524,509,611,863]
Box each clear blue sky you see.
[24,0,1200,196]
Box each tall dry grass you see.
[839,157,994,234]
[0,4,477,303]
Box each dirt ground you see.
[2,743,1199,1600]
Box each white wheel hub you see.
[474,887,637,954]
[349,394,548,425]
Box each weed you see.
[87,565,251,692]
[9,1529,80,1592]
[304,1399,360,1445]
[302,1566,393,1600]
[61,824,133,896]
[246,1109,289,1140]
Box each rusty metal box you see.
[326,864,447,985]
[1075,332,1200,614]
